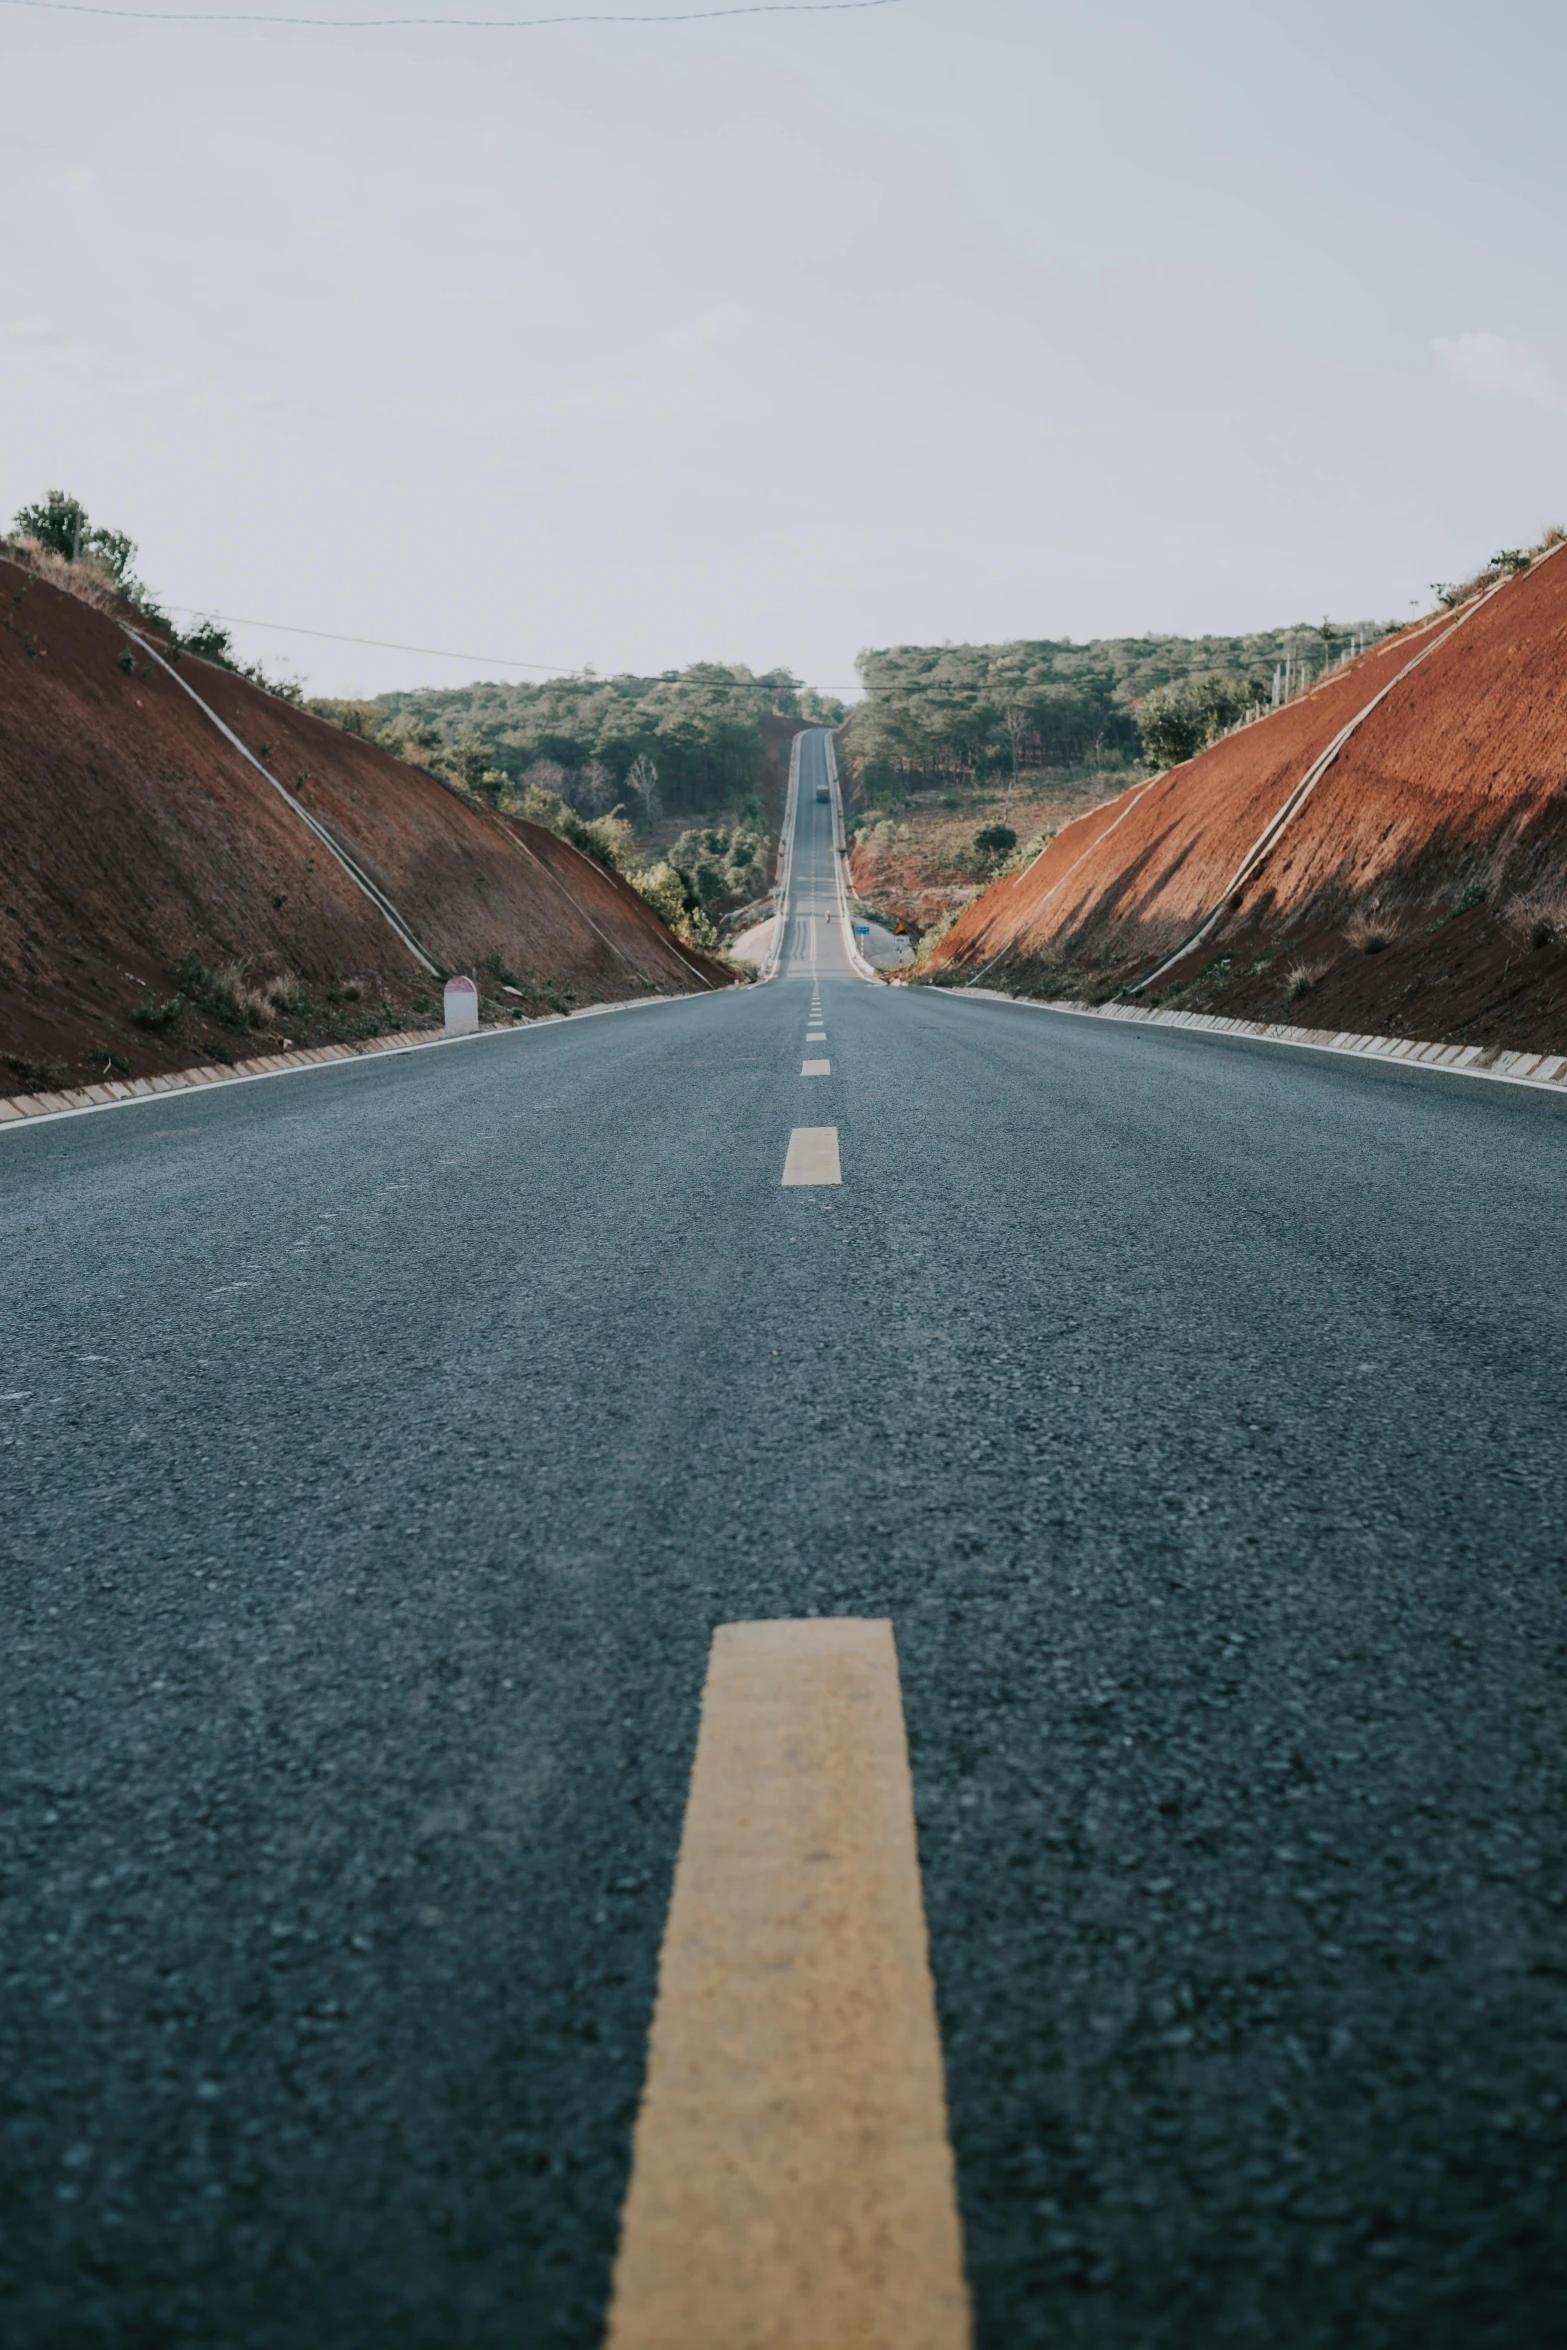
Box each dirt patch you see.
[844,772,1125,939]
[0,559,730,1086]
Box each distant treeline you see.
[850,622,1394,786]
[333,667,846,819]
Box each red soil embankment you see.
[926,550,1567,1051]
[0,561,728,1086]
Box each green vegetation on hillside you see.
[850,622,1393,791]
[308,670,817,948]
[353,667,844,820]
[12,489,139,588]
[5,488,306,700]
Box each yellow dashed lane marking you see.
[780,1126,841,1185]
[606,1619,971,2350]
[801,1059,831,1076]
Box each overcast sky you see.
[4,0,1564,696]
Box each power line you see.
[163,604,860,693]
[0,0,895,25]
[167,605,580,672]
[164,605,1349,705]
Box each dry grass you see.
[1343,911,1401,955]
[1501,884,1567,951]
[4,537,127,615]
[1285,958,1329,1000]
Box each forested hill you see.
[851,620,1394,782]
[354,664,844,819]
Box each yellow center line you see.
[606,1619,971,2350]
[781,1127,841,1185]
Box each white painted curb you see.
[941,987,1567,1098]
[0,990,712,1135]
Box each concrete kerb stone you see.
[0,991,712,1134]
[947,989,1567,1098]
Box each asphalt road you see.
[4,740,1566,2348]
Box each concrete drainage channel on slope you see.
[946,987,1567,1099]
[0,995,712,1134]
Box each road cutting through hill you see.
[3,729,1565,2350]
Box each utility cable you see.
[0,0,895,25]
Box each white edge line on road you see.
[824,730,878,983]
[939,988,1567,1100]
[0,992,713,1136]
[755,732,803,986]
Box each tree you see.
[440,723,510,804]
[974,823,1017,862]
[999,705,1028,813]
[1135,672,1267,769]
[12,488,86,559]
[180,618,236,665]
[11,489,137,581]
[86,527,136,583]
[364,661,793,817]
[626,752,661,821]
[848,627,1390,791]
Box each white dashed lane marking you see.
[801,1059,830,1076]
[781,1127,841,1185]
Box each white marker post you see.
[443,975,480,1035]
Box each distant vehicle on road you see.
[815,784,830,802]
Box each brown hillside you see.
[0,559,729,1087]
[925,548,1567,1051]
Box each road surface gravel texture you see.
[3,753,1565,2348]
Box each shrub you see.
[305,697,384,738]
[11,489,136,581]
[1285,959,1327,999]
[661,821,770,913]
[1502,886,1567,951]
[912,905,965,966]
[1136,671,1268,767]
[170,617,302,703]
[3,1052,70,1092]
[1426,881,1488,931]
[974,823,1017,860]
[174,953,281,1032]
[680,904,719,951]
[180,618,235,664]
[132,992,184,1031]
[1344,912,1400,954]
[632,863,688,929]
[580,812,638,873]
[267,976,313,1023]
[437,723,511,804]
